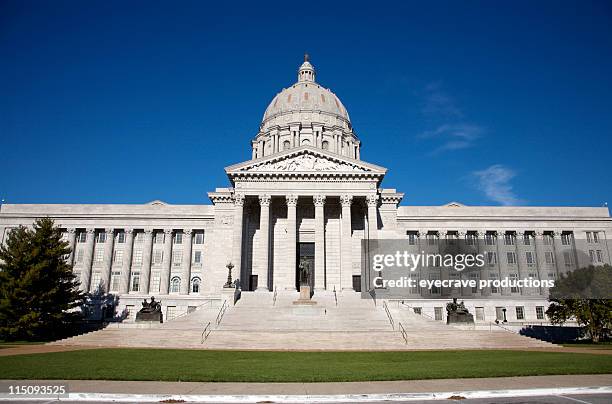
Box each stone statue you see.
[446,298,474,324]
[135,296,163,323]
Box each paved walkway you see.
[1,375,611,395]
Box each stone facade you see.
[1,57,611,325]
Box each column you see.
[340,194,353,290]
[181,229,192,295]
[100,228,115,293]
[286,194,298,290]
[257,194,271,291]
[140,229,154,295]
[67,228,77,265]
[232,194,245,284]
[366,194,378,239]
[79,228,96,293]
[314,194,326,290]
[160,229,173,295]
[119,229,134,294]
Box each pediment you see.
[225,146,387,178]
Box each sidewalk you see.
[2,374,611,395]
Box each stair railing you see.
[201,321,212,343]
[489,321,516,333]
[383,301,395,330]
[333,286,338,306]
[398,321,408,344]
[216,300,228,326]
[164,299,215,323]
[399,301,437,321]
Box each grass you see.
[1,349,612,382]
[563,342,612,350]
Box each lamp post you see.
[224,262,235,288]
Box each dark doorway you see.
[296,242,315,291]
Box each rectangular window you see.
[90,272,101,290]
[515,306,525,320]
[131,272,140,292]
[194,232,204,245]
[434,307,443,321]
[117,231,126,244]
[475,307,485,321]
[154,232,164,244]
[413,307,422,315]
[563,251,573,267]
[504,233,515,246]
[77,232,87,243]
[510,273,519,293]
[487,251,497,266]
[543,234,553,245]
[193,251,202,264]
[94,248,104,263]
[485,233,495,245]
[426,233,437,245]
[174,233,183,245]
[525,251,535,265]
[150,272,160,293]
[470,272,479,293]
[134,232,144,244]
[126,305,135,320]
[166,306,178,321]
[596,250,603,263]
[429,273,440,294]
[490,273,499,293]
[507,251,517,265]
[536,306,545,320]
[110,271,121,292]
[446,233,458,245]
[466,233,477,245]
[523,233,531,245]
[172,251,182,266]
[113,249,123,264]
[152,250,163,265]
[408,232,417,245]
[589,250,595,263]
[561,233,572,246]
[96,232,106,243]
[545,251,555,264]
[133,250,143,265]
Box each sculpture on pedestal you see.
[135,296,163,323]
[446,298,474,324]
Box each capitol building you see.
[1,57,611,326]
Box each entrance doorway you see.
[296,242,315,291]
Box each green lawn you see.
[1,349,612,382]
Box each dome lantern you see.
[298,53,315,82]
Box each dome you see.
[261,57,351,130]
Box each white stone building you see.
[1,57,611,325]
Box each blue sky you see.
[1,0,611,207]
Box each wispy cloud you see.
[472,164,525,206]
[421,81,463,118]
[418,123,484,154]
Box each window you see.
[117,231,126,244]
[131,272,140,292]
[510,273,519,293]
[544,251,555,264]
[134,232,144,244]
[321,140,329,150]
[94,248,104,263]
[90,272,101,290]
[191,277,201,294]
[172,251,182,266]
[536,306,545,320]
[408,232,417,245]
[152,250,163,265]
[174,233,183,245]
[133,250,143,265]
[166,306,178,321]
[170,277,181,293]
[429,274,440,294]
[150,272,160,293]
[154,232,164,244]
[561,233,572,246]
[563,251,573,267]
[596,250,603,263]
[507,252,517,265]
[76,232,87,243]
[543,234,553,245]
[523,233,531,245]
[594,232,600,243]
[487,251,497,266]
[426,233,438,245]
[485,233,496,245]
[515,306,525,320]
[526,251,535,266]
[490,273,499,293]
[504,233,515,245]
[413,307,422,315]
[434,307,443,321]
[110,271,121,292]
[125,305,135,320]
[470,272,479,293]
[446,232,458,245]
[194,232,204,245]
[96,232,107,243]
[113,250,123,264]
[193,251,202,264]
[76,249,84,263]
[587,231,600,243]
[466,233,477,245]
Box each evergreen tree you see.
[0,218,84,341]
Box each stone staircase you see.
[49,291,557,350]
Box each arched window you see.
[170,277,180,293]
[301,139,311,145]
[322,140,329,150]
[283,140,291,150]
[191,277,201,294]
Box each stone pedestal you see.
[293,286,317,305]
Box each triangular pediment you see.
[225,146,387,178]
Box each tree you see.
[546,265,612,343]
[0,218,84,341]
